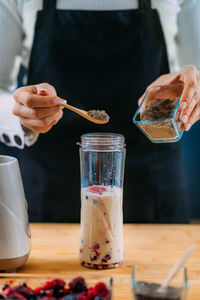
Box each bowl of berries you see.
[0,276,113,300]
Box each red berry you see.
[34,286,44,294]
[45,290,54,296]
[89,186,106,194]
[43,281,53,290]
[51,279,66,289]
[87,287,98,300]
[69,277,87,293]
[8,292,26,299]
[94,282,109,298]
[42,279,65,290]
[93,244,100,250]
[2,286,14,297]
[62,288,71,295]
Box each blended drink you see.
[80,185,123,269]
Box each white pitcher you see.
[0,155,31,272]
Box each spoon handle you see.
[60,102,86,115]
[160,246,194,289]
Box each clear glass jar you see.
[133,83,184,143]
[78,133,126,269]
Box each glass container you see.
[133,84,184,143]
[132,265,188,300]
[78,133,126,269]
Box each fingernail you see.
[181,101,187,109]
[186,123,191,131]
[38,89,48,96]
[53,97,67,104]
[182,115,188,124]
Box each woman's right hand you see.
[13,83,66,133]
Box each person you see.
[0,0,200,223]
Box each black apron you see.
[0,0,190,223]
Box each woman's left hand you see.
[138,65,200,131]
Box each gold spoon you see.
[60,102,109,124]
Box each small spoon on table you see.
[157,246,195,293]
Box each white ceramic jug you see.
[0,155,31,272]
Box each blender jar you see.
[78,133,126,269]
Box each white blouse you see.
[0,0,200,148]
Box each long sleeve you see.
[0,0,38,149]
[176,0,200,70]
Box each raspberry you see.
[2,286,14,297]
[94,282,109,298]
[34,286,44,294]
[87,288,98,300]
[43,281,53,289]
[51,279,66,289]
[89,186,106,194]
[93,244,100,251]
[42,279,65,290]
[2,284,9,291]
[7,292,26,299]
[45,290,54,297]
[69,278,87,293]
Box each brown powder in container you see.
[139,98,181,139]
[140,99,179,121]
[88,110,110,122]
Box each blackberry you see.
[40,290,46,296]
[22,283,27,287]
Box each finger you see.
[13,102,62,119]
[20,110,63,132]
[36,83,57,96]
[14,91,66,108]
[181,94,198,125]
[179,82,196,120]
[183,102,200,131]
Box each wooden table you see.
[0,224,200,299]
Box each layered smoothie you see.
[80,185,123,269]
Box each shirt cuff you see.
[0,91,39,149]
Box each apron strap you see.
[43,0,56,10]
[139,0,151,10]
